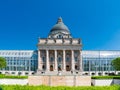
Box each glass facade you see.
[82,51,120,72]
[0,50,120,75]
[0,50,38,72]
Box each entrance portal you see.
[75,65,78,70]
[50,65,53,71]
[58,65,62,71]
[66,65,70,71]
[42,65,45,70]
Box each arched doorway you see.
[50,65,53,71]
[58,64,62,71]
[66,65,70,71]
[75,65,78,70]
[42,65,45,70]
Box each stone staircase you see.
[36,71,82,75]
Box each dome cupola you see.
[48,17,72,39]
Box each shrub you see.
[0,74,28,79]
[92,76,120,79]
[0,86,2,90]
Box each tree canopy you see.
[112,57,120,71]
[0,57,6,68]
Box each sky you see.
[0,0,120,50]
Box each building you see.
[0,17,120,76]
[0,50,38,75]
[37,17,82,75]
[83,50,120,76]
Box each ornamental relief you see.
[38,45,81,50]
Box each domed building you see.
[48,17,72,39]
[37,17,82,75]
[0,17,120,76]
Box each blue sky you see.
[0,0,120,50]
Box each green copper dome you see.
[50,17,70,34]
[48,17,72,38]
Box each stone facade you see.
[0,79,28,85]
[28,76,91,86]
[37,17,82,75]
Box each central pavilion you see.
[37,17,82,75]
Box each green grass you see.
[0,85,120,90]
[92,76,120,79]
[0,74,28,79]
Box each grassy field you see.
[0,85,120,90]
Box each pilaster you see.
[38,50,42,70]
[63,50,66,71]
[46,50,50,71]
[79,50,83,72]
[71,50,75,71]
[54,50,58,71]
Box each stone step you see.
[36,71,82,75]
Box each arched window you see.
[75,57,78,62]
[66,57,70,62]
[58,57,62,62]
[50,57,54,62]
[57,35,63,39]
[42,57,45,62]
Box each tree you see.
[0,57,6,68]
[112,57,120,71]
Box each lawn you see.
[0,85,120,90]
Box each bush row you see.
[92,76,120,79]
[0,74,28,79]
[1,74,120,79]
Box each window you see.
[66,57,70,62]
[50,57,54,62]
[57,35,63,39]
[75,57,78,62]
[58,57,62,62]
[42,57,45,62]
[25,72,29,75]
[11,72,15,74]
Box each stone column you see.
[71,50,75,71]
[63,50,66,71]
[46,50,50,71]
[54,50,58,71]
[38,50,42,70]
[79,50,82,72]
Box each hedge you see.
[1,74,120,79]
[92,76,120,79]
[0,74,28,79]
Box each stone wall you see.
[28,75,91,86]
[92,79,120,86]
[0,79,28,85]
